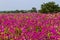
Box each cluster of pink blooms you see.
[0,13,60,40]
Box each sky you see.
[0,0,60,11]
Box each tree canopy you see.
[39,1,60,13]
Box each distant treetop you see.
[39,1,60,13]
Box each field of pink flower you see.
[0,13,60,40]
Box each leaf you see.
[15,27,22,36]
[36,26,42,32]
[4,27,9,34]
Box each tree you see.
[31,7,37,13]
[27,10,32,13]
[40,1,60,13]
[15,10,20,13]
[20,10,27,13]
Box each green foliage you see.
[31,7,37,13]
[19,10,27,13]
[15,10,20,13]
[40,1,60,13]
[27,10,32,13]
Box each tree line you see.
[0,1,60,13]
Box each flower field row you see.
[0,13,60,40]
